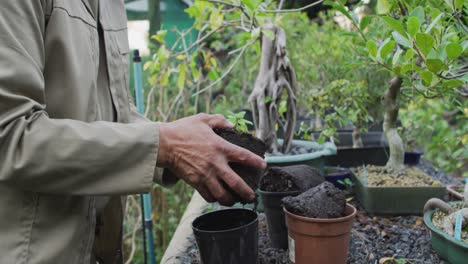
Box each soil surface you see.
[214,128,267,201]
[432,202,468,243]
[259,165,324,192]
[282,182,346,218]
[355,165,443,187]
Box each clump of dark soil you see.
[282,182,346,218]
[259,165,324,192]
[214,128,267,201]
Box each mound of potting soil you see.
[214,128,267,201]
[282,182,346,218]
[259,165,324,192]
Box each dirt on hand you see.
[259,165,324,192]
[282,182,346,218]
[214,128,267,201]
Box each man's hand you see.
[157,114,266,206]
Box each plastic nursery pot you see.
[324,166,352,190]
[424,202,468,264]
[447,185,464,201]
[258,189,301,249]
[192,208,258,264]
[284,203,356,264]
[265,140,337,172]
[404,151,423,165]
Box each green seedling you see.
[337,178,354,188]
[227,111,253,133]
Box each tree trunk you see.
[352,127,363,148]
[383,76,405,172]
[149,0,161,39]
[249,24,297,153]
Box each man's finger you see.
[205,114,234,129]
[218,166,255,202]
[196,185,216,203]
[222,142,267,169]
[205,178,235,206]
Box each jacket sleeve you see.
[0,0,158,195]
[128,104,179,187]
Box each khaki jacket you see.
[0,1,164,263]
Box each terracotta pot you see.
[284,203,356,264]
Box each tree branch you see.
[259,0,324,13]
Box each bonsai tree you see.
[424,181,468,236]
[307,79,374,148]
[329,0,468,173]
[175,0,333,154]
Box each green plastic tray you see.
[424,202,468,264]
[351,172,446,215]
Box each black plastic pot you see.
[404,151,423,165]
[258,189,301,249]
[192,208,258,264]
[324,166,352,190]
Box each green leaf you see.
[446,43,463,60]
[443,79,464,88]
[406,17,420,37]
[420,70,434,85]
[177,64,187,89]
[377,0,392,14]
[366,40,378,58]
[455,0,465,10]
[326,1,356,24]
[425,13,444,33]
[409,6,425,24]
[405,49,415,60]
[379,39,396,59]
[426,59,448,72]
[392,31,412,48]
[415,33,435,56]
[360,16,372,31]
[392,48,403,67]
[382,16,406,35]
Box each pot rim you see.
[284,203,357,223]
[265,139,336,164]
[325,166,352,177]
[192,208,258,234]
[258,189,302,196]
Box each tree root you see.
[443,208,468,236]
[249,23,297,153]
[424,198,455,214]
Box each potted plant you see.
[282,14,390,167]
[282,182,356,264]
[177,0,338,171]
[423,180,468,263]
[258,165,324,249]
[329,0,467,214]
